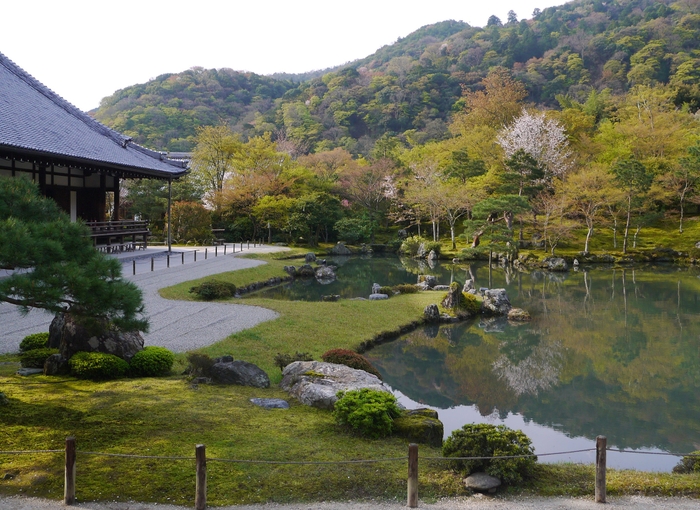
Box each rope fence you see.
[2,436,698,508]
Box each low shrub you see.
[69,352,129,380]
[19,332,50,353]
[442,423,537,484]
[129,347,175,377]
[186,352,215,377]
[673,451,700,473]
[273,351,314,371]
[400,236,424,256]
[333,388,401,439]
[424,241,441,256]
[457,291,481,315]
[392,284,418,294]
[19,348,58,368]
[378,286,393,296]
[189,280,237,300]
[321,348,382,379]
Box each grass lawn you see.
[2,250,700,504]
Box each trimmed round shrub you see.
[378,286,393,296]
[333,388,401,439]
[69,352,129,380]
[189,280,237,300]
[19,332,50,353]
[129,347,174,377]
[443,423,537,484]
[393,284,418,294]
[673,451,700,473]
[321,348,382,379]
[20,348,58,368]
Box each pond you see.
[252,256,700,471]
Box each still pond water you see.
[252,256,700,471]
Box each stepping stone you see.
[250,398,289,409]
[17,368,43,376]
[464,472,501,493]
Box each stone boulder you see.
[210,356,270,388]
[542,257,568,272]
[330,242,353,255]
[280,361,391,409]
[507,308,531,322]
[250,398,289,409]
[304,252,317,263]
[43,354,70,376]
[427,250,438,261]
[433,285,450,291]
[321,295,340,302]
[464,472,501,493]
[0,392,8,406]
[481,289,512,315]
[441,282,463,309]
[283,265,298,276]
[49,312,144,362]
[417,275,437,288]
[297,264,316,277]
[463,280,476,294]
[315,265,336,283]
[424,304,440,322]
[393,409,444,447]
[369,293,389,300]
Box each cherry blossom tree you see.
[497,110,573,182]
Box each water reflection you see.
[249,254,700,471]
[363,263,700,472]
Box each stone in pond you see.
[250,398,290,409]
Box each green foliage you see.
[69,352,129,380]
[378,286,394,296]
[273,351,314,371]
[400,237,442,257]
[334,217,374,244]
[393,284,419,294]
[673,451,700,474]
[442,423,537,484]
[19,332,49,353]
[322,348,382,379]
[460,292,481,315]
[129,347,175,377]
[0,177,147,332]
[169,201,213,244]
[333,388,401,439]
[186,352,215,377]
[188,280,237,300]
[19,348,58,368]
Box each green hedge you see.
[19,332,50,353]
[69,352,129,380]
[129,347,174,377]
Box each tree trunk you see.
[584,225,593,254]
[622,195,631,254]
[451,225,456,250]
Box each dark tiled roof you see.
[0,51,187,179]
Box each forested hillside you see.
[94,0,700,155]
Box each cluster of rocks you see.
[235,275,293,296]
[283,252,337,284]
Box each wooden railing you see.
[85,220,150,253]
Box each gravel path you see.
[2,494,699,509]
[0,245,290,354]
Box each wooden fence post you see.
[64,436,76,505]
[205,248,208,260]
[167,254,170,268]
[407,443,418,508]
[151,257,154,272]
[194,250,197,262]
[224,244,227,255]
[247,241,250,249]
[596,435,606,503]
[182,252,185,265]
[215,246,218,257]
[132,260,136,275]
[195,444,207,510]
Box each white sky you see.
[2,0,565,112]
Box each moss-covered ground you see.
[2,249,700,504]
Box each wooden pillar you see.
[113,178,120,221]
[407,443,418,508]
[195,444,207,510]
[595,436,606,503]
[64,437,76,505]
